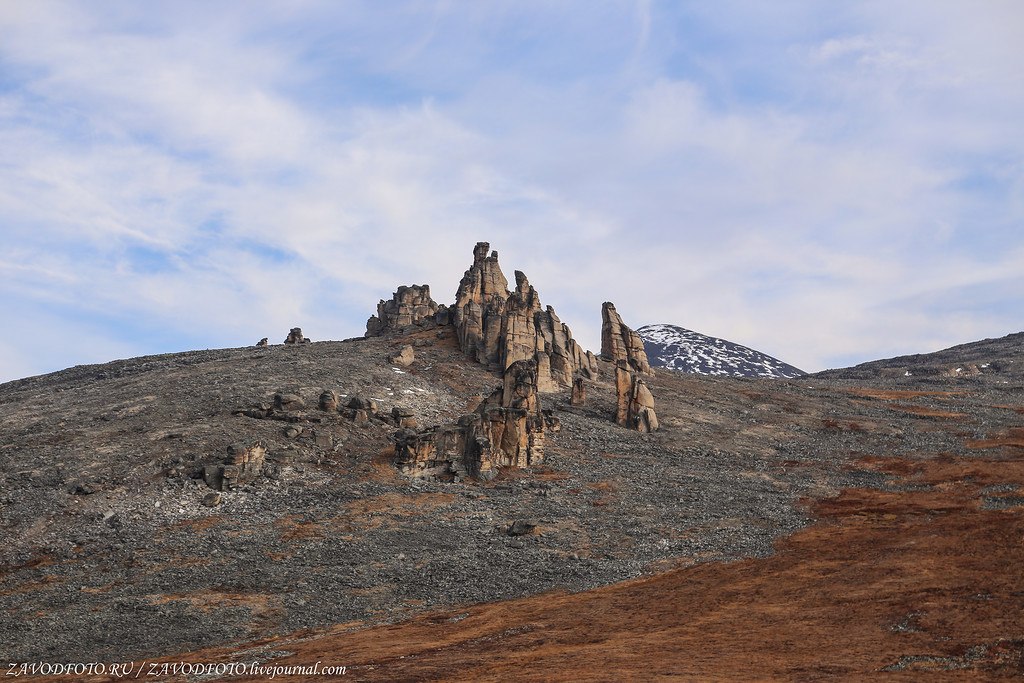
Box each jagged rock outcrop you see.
[452,243,510,368]
[450,242,598,390]
[284,327,310,344]
[602,303,653,375]
[615,365,659,433]
[394,359,549,480]
[204,441,267,490]
[366,285,444,337]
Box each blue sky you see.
[1,1,1022,381]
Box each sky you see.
[1,1,1022,382]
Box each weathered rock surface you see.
[615,365,659,432]
[571,376,586,406]
[452,243,510,368]
[450,242,598,390]
[366,285,443,337]
[203,441,267,490]
[395,359,546,480]
[283,327,310,344]
[389,345,415,367]
[602,302,653,375]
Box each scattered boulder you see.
[274,392,305,412]
[204,442,267,491]
[601,302,653,375]
[201,492,222,507]
[256,338,268,347]
[283,327,310,344]
[283,425,303,439]
[389,345,415,367]
[346,396,377,413]
[366,285,443,337]
[615,365,659,433]
[340,395,379,424]
[507,519,538,536]
[318,390,339,412]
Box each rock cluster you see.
[601,302,653,375]
[366,285,447,337]
[203,442,267,490]
[366,243,598,393]
[451,243,598,390]
[615,365,659,433]
[394,359,555,480]
[284,328,310,344]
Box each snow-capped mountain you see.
[638,324,805,379]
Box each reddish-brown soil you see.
[226,454,1021,681]
[73,449,1021,682]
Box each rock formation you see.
[256,338,268,347]
[452,243,510,368]
[204,441,267,490]
[366,285,445,337]
[601,303,653,375]
[394,359,550,480]
[450,242,598,390]
[284,327,310,344]
[388,345,415,367]
[571,376,586,406]
[318,390,340,412]
[615,365,659,433]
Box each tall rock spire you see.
[451,243,597,389]
[601,302,653,376]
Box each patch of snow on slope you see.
[638,324,805,379]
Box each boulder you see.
[274,392,305,412]
[389,345,415,367]
[256,338,268,347]
[318,390,339,412]
[283,327,309,344]
[601,302,653,375]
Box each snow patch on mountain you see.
[638,324,805,379]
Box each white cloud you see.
[0,1,1022,381]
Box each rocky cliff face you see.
[601,302,653,376]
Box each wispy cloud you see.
[1,1,1022,381]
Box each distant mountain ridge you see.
[638,324,805,379]
[811,331,1024,380]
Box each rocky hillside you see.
[813,331,1024,380]
[638,323,805,378]
[1,245,1021,679]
